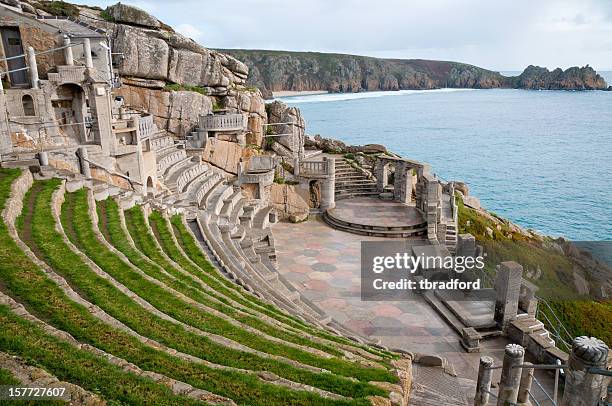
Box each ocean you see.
[279,72,612,240]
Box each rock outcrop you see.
[266,101,305,157]
[219,49,609,97]
[68,3,266,138]
[511,65,607,90]
[106,3,161,29]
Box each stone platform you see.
[323,196,427,237]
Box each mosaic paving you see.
[272,215,516,381]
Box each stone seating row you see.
[156,148,186,174]
[174,163,209,194]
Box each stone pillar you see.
[517,362,534,406]
[0,79,12,157]
[63,36,74,66]
[89,84,114,155]
[561,336,609,406]
[474,355,494,406]
[394,161,410,203]
[27,46,39,89]
[457,233,477,258]
[77,146,91,178]
[497,344,525,406]
[320,157,335,210]
[83,38,93,68]
[494,261,523,329]
[293,157,300,177]
[37,151,49,166]
[374,158,386,192]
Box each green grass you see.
[4,175,376,405]
[147,210,345,356]
[61,189,392,393]
[0,307,200,406]
[164,83,208,95]
[33,1,79,17]
[0,170,223,405]
[456,192,612,346]
[169,214,396,360]
[97,197,346,358]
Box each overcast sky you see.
[84,0,612,71]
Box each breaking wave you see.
[277,88,476,104]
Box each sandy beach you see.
[272,90,329,97]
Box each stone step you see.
[323,212,427,238]
[335,191,380,200]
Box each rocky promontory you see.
[219,49,609,98]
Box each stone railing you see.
[150,135,175,151]
[53,65,86,84]
[299,160,328,176]
[199,113,246,132]
[137,114,155,140]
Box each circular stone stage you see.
[323,197,427,237]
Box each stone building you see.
[0,3,156,193]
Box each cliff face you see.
[54,3,268,140]
[512,65,608,90]
[219,50,609,98]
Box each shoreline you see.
[272,90,329,98]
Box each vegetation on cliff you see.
[220,49,608,98]
[456,195,612,347]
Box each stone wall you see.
[270,183,310,222]
[203,138,256,175]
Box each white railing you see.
[199,114,246,131]
[299,160,328,176]
[137,115,154,139]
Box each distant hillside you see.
[218,49,609,98]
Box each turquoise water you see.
[279,74,612,240]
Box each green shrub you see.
[34,1,79,17]
[99,9,114,22]
[164,83,207,95]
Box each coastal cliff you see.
[219,49,609,98]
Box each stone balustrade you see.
[299,160,328,176]
[199,113,246,132]
[150,135,175,151]
[137,114,155,140]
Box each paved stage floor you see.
[272,216,557,400]
[327,197,425,227]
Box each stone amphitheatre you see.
[0,2,609,405]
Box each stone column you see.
[37,151,49,167]
[320,157,335,210]
[83,38,93,69]
[77,146,91,179]
[374,158,386,192]
[561,336,609,406]
[517,362,534,406]
[63,36,74,66]
[27,46,39,89]
[474,356,494,406]
[494,261,523,329]
[293,157,300,177]
[457,233,477,258]
[497,344,525,406]
[0,78,12,157]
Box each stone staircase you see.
[334,159,378,200]
[445,223,458,254]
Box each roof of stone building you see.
[36,16,106,38]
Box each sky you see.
[81,0,612,71]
